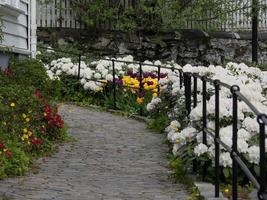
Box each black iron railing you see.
[183,73,267,200]
[38,46,267,200]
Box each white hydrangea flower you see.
[242,117,258,134]
[247,146,260,164]
[194,143,208,156]
[61,57,71,63]
[220,152,232,167]
[51,60,57,66]
[94,73,102,79]
[237,139,249,154]
[190,105,203,121]
[56,70,62,76]
[172,143,182,156]
[106,74,113,81]
[80,78,87,85]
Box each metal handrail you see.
[184,72,267,200]
[38,45,267,200]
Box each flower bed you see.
[0,59,67,178]
[40,52,267,196]
[43,55,175,115]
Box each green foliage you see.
[168,154,201,200]
[72,0,267,32]
[0,58,68,179]
[9,59,50,90]
[148,113,169,133]
[72,0,118,28]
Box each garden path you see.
[0,105,188,200]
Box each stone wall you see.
[38,29,267,65]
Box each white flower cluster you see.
[146,97,162,112]
[164,62,267,168]
[46,55,181,94]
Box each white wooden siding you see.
[0,0,31,54]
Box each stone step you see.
[195,182,228,200]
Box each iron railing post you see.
[112,59,116,109]
[202,76,207,181]
[184,73,192,115]
[214,80,220,197]
[78,54,81,80]
[192,74,198,173]
[193,75,197,108]
[258,114,267,200]
[139,62,143,116]
[179,69,183,89]
[202,77,207,145]
[157,66,161,94]
[231,85,240,200]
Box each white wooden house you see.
[0,0,36,68]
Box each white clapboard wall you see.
[0,0,32,54]
[36,0,267,31]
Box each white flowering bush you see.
[162,62,267,183]
[42,54,182,114]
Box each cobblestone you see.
[0,105,188,200]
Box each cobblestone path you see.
[0,105,188,200]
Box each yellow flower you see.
[99,80,107,83]
[28,131,33,137]
[144,85,149,90]
[21,136,25,141]
[224,188,230,193]
[10,102,15,107]
[175,139,180,144]
[152,93,158,97]
[24,134,29,139]
[136,97,144,105]
[23,128,28,133]
[3,148,7,152]
[22,113,27,118]
[25,118,30,122]
[27,141,31,145]
[96,87,103,93]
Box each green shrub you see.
[0,58,68,178]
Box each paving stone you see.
[0,105,188,199]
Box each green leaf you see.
[223,168,230,178]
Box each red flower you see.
[0,142,4,149]
[53,114,64,128]
[34,89,45,102]
[44,105,53,120]
[48,119,56,128]
[31,137,43,145]
[6,150,13,158]
[3,68,12,76]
